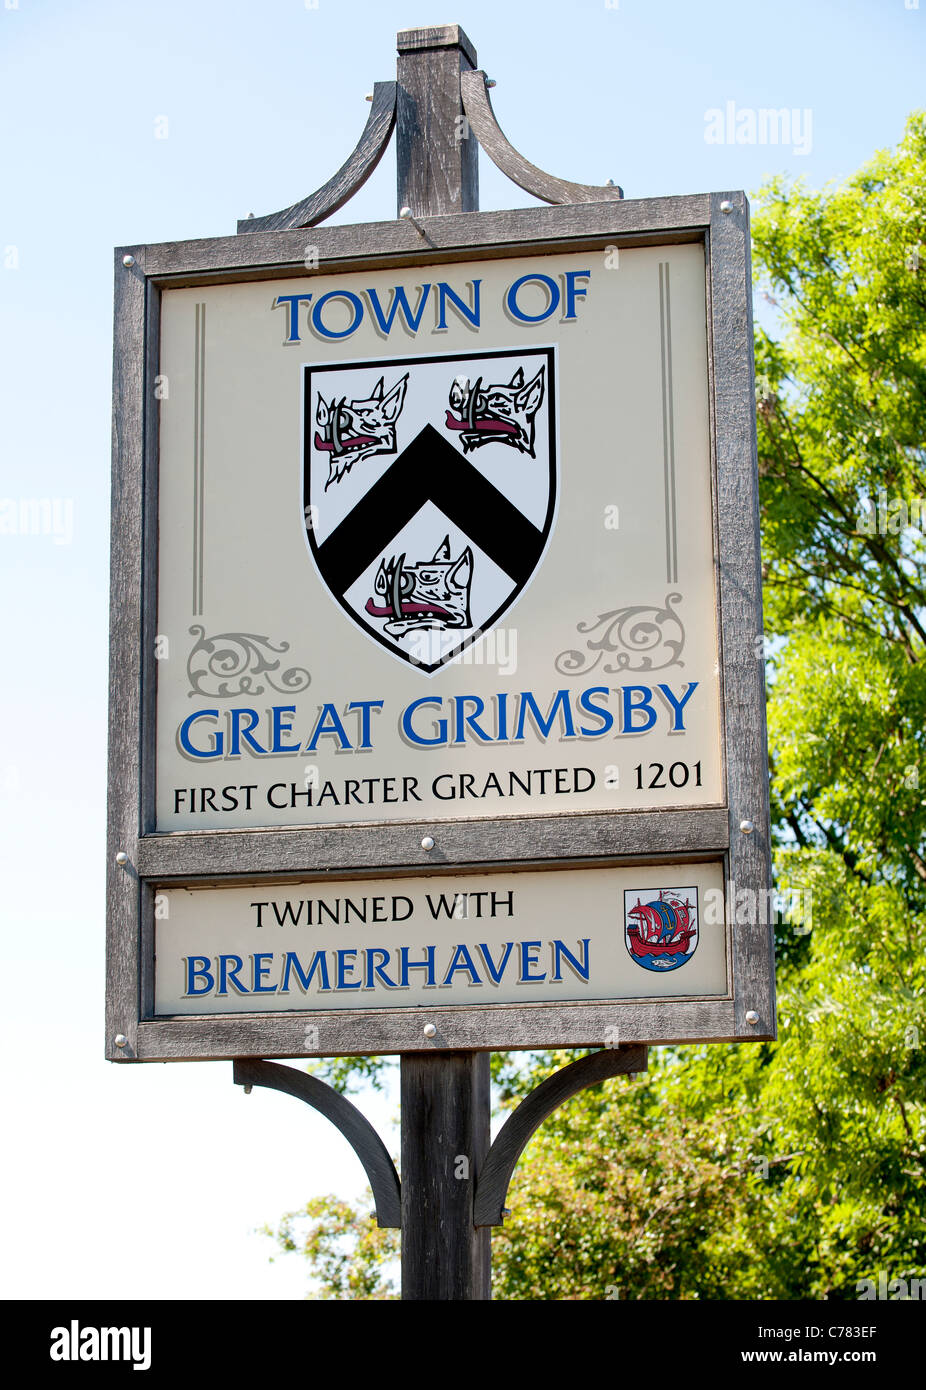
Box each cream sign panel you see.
[154,862,728,1015]
[155,246,721,831]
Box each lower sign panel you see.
[154,863,728,1016]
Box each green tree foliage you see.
[266,116,926,1298]
[261,1195,399,1300]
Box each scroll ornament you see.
[186,625,311,698]
[554,594,685,675]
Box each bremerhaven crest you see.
[623,887,700,973]
[303,348,557,673]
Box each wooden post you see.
[396,24,479,217]
[395,27,489,1299]
[401,1051,492,1300]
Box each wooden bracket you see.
[473,1045,647,1227]
[460,70,623,205]
[236,27,624,235]
[231,1047,646,1242]
[237,81,397,234]
[233,1058,402,1228]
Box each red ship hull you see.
[627,926,695,957]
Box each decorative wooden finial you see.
[238,23,622,234]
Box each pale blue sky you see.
[1,0,923,1300]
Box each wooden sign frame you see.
[106,192,774,1062]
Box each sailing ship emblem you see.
[624,888,699,972]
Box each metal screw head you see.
[423,1023,437,1038]
[364,93,373,102]
[421,835,435,851]
[485,78,497,88]
[114,1034,128,1048]
[720,199,733,214]
[745,1011,760,1026]
[739,819,755,835]
[122,254,135,267]
[243,1084,253,1095]
[115,850,129,867]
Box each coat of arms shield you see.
[624,887,700,972]
[303,348,557,672]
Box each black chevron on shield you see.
[314,424,547,595]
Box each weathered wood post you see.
[401,1049,491,1299]
[396,24,479,218]
[394,23,491,1304]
